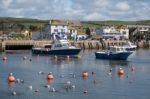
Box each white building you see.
[49,20,68,39]
[119,28,129,39]
[43,20,81,40]
[101,26,129,40]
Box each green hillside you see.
[82,20,150,28]
[0,17,150,30]
[0,17,48,31]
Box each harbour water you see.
[0,49,150,99]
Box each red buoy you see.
[47,72,54,80]
[118,68,125,75]
[8,73,16,82]
[82,72,89,77]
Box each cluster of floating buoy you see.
[4,62,134,96]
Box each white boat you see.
[32,40,81,56]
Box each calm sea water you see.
[0,49,150,99]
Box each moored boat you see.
[32,40,81,56]
[95,46,133,60]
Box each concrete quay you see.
[0,40,53,52]
[0,40,149,52]
[74,40,127,49]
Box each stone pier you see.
[0,40,53,52]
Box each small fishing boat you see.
[95,46,133,60]
[32,40,81,56]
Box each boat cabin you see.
[109,46,127,53]
[51,40,72,49]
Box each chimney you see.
[50,20,52,24]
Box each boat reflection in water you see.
[109,60,130,67]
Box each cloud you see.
[84,12,104,21]
[2,0,13,9]
[0,0,149,20]
[116,2,130,11]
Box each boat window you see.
[120,48,123,51]
[117,48,120,51]
[110,47,116,52]
[62,43,68,47]
[55,44,62,47]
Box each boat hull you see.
[32,48,81,56]
[95,52,132,60]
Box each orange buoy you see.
[3,56,7,61]
[47,72,54,80]
[8,73,16,82]
[82,72,89,77]
[118,68,125,75]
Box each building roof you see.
[116,25,128,29]
[69,21,82,27]
[49,19,82,27]
[49,19,85,35]
[68,26,76,30]
[49,20,68,26]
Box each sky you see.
[0,0,150,21]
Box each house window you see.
[54,29,58,32]
[123,31,126,34]
[61,29,64,32]
[144,28,147,30]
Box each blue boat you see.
[95,46,133,60]
[32,40,81,56]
